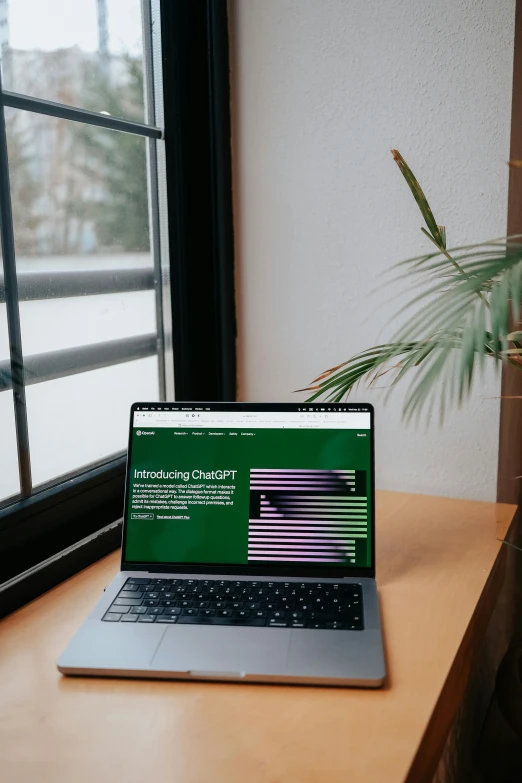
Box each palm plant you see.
[303,150,522,421]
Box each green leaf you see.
[391,149,445,248]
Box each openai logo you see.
[136,430,142,436]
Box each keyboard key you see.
[103,613,121,622]
[310,612,336,622]
[110,604,129,614]
[143,599,159,607]
[268,619,288,627]
[182,608,198,616]
[121,614,138,622]
[161,600,176,607]
[129,606,148,614]
[126,578,150,585]
[178,615,266,627]
[180,600,193,608]
[138,615,156,623]
[163,607,181,615]
[253,610,267,618]
[200,609,215,616]
[216,610,232,617]
[114,598,142,606]
[156,616,178,624]
[118,590,140,599]
[143,592,160,600]
[120,584,139,592]
[234,610,250,618]
[148,607,164,615]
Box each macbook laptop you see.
[57,402,385,687]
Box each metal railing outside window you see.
[0,0,172,508]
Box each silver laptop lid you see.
[121,402,375,579]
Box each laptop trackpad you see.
[151,625,291,676]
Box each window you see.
[0,0,236,616]
[0,0,171,509]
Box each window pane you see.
[0,252,21,503]
[6,107,151,259]
[26,357,159,488]
[19,291,156,354]
[5,106,161,490]
[1,0,146,122]
[0,388,19,503]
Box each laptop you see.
[58,401,385,687]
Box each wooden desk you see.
[0,491,516,783]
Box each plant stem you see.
[422,229,489,308]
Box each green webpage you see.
[124,420,372,568]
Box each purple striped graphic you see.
[249,537,356,543]
[247,468,367,563]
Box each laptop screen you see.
[122,403,374,574]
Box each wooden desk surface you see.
[0,491,516,783]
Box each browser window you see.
[123,406,372,569]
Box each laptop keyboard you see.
[102,578,363,630]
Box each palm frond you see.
[304,149,522,419]
[391,150,446,249]
[303,331,497,403]
[306,242,522,417]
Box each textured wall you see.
[230,0,515,500]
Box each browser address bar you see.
[133,412,370,429]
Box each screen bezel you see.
[121,401,375,579]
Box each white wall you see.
[230,0,516,501]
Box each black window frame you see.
[0,0,236,618]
